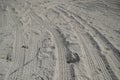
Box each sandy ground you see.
[0,0,120,80]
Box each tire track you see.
[5,7,38,80]
[58,4,120,62]
[71,13,120,80]
[44,7,90,80]
[85,32,118,80]
[52,7,97,80]
[54,5,120,79]
[29,11,72,80]
[4,8,27,80]
[53,6,119,80]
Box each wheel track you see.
[85,32,118,80]
[29,11,73,80]
[57,4,120,62]
[4,8,28,80]
[54,5,120,80]
[53,6,120,80]
[5,6,39,80]
[73,24,113,80]
[44,7,90,80]
[71,13,120,80]
[21,3,120,80]
[51,6,103,79]
[52,7,98,80]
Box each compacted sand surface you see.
[0,0,120,80]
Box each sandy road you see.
[0,0,120,80]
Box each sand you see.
[0,0,120,80]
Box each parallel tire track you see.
[53,6,119,80]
